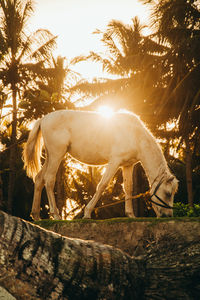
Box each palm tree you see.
[140,0,200,206]
[69,17,168,217]
[0,0,57,213]
[20,56,77,120]
[71,17,166,121]
[19,55,78,218]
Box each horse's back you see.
[40,110,142,165]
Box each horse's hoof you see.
[30,213,40,221]
[53,215,62,220]
[83,215,91,219]
[49,212,61,220]
[125,213,135,218]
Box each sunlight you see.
[166,121,176,131]
[31,0,150,79]
[97,106,114,118]
[63,198,81,220]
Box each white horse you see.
[23,109,178,220]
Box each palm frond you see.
[0,29,8,57]
[16,31,36,62]
[69,77,129,98]
[29,30,57,62]
[70,54,91,65]
[20,0,34,27]
[102,32,123,58]
[17,29,56,64]
[106,20,130,54]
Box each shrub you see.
[174,202,200,217]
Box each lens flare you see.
[97,106,114,118]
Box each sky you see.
[31,0,151,78]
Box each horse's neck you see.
[139,136,168,186]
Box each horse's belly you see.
[68,126,112,165]
[68,147,109,166]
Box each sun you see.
[97,106,114,118]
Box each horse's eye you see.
[165,191,171,198]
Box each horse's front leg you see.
[83,161,120,219]
[122,165,135,218]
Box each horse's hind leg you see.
[44,152,66,220]
[83,160,120,219]
[31,160,47,220]
[122,165,135,218]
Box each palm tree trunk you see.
[7,89,17,214]
[0,109,4,210]
[185,136,193,207]
[55,160,66,216]
[0,172,3,210]
[0,210,140,299]
[132,163,148,217]
[89,166,97,194]
[132,164,140,216]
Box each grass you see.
[34,216,200,229]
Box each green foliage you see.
[70,0,200,210]
[20,56,76,120]
[19,88,65,120]
[70,17,166,119]
[174,202,200,217]
[0,0,58,214]
[0,136,33,219]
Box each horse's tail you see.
[23,119,43,181]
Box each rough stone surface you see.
[1,216,200,299]
[0,287,15,300]
[0,212,142,300]
[37,218,200,257]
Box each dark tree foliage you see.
[0,0,57,214]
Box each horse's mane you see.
[118,110,172,178]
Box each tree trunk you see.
[0,146,3,210]
[7,89,17,214]
[0,210,142,299]
[0,108,3,210]
[185,136,193,207]
[132,163,149,217]
[1,211,200,299]
[0,172,3,210]
[55,160,66,217]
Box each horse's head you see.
[151,175,178,218]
